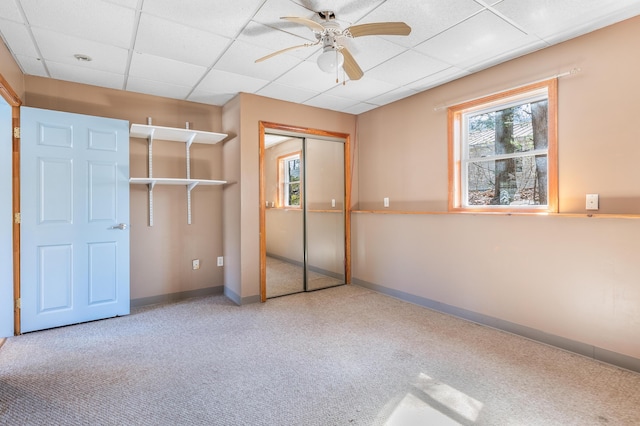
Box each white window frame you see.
[448,79,558,213]
[278,152,301,208]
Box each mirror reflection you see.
[264,133,346,298]
[265,135,304,298]
[305,137,345,291]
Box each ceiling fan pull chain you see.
[335,48,339,83]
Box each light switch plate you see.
[586,194,599,210]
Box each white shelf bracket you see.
[186,134,195,180]
[148,182,155,227]
[185,134,196,224]
[187,181,199,225]
[147,131,155,226]
[147,130,155,178]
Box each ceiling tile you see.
[460,38,548,73]
[238,21,317,60]
[0,19,39,57]
[342,102,377,115]
[187,90,237,106]
[366,86,419,107]
[365,50,449,86]
[256,82,318,104]
[407,67,469,92]
[47,61,125,90]
[33,28,128,75]
[303,92,359,111]
[19,0,135,48]
[414,10,527,66]
[129,52,207,87]
[197,69,269,94]
[324,77,397,103]
[14,53,47,76]
[0,1,23,23]
[126,76,192,99]
[252,0,320,40]
[103,0,139,8]
[494,0,640,42]
[356,0,485,48]
[215,39,303,81]
[275,60,341,92]
[292,0,386,26]
[142,0,264,39]
[135,14,231,68]
[341,35,407,72]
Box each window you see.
[448,79,557,213]
[278,152,301,207]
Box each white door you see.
[20,107,130,333]
[0,98,12,337]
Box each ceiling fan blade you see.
[255,43,315,63]
[347,22,411,38]
[281,16,325,32]
[341,48,363,81]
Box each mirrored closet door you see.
[305,137,345,291]
[262,128,347,299]
[264,135,304,297]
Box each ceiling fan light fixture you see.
[317,47,344,73]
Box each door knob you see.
[110,223,128,230]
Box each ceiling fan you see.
[255,10,411,81]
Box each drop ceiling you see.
[1,0,639,114]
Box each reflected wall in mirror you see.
[264,135,304,298]
[306,138,345,291]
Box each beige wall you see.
[223,93,356,302]
[22,76,226,300]
[221,96,242,301]
[353,16,640,360]
[0,38,24,99]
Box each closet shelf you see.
[130,178,227,186]
[129,122,228,226]
[130,123,226,144]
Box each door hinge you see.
[14,212,20,224]
[13,127,20,139]
[15,298,20,310]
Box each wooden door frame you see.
[0,73,22,335]
[259,121,351,302]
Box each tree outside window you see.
[278,153,301,207]
[448,79,558,213]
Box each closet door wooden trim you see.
[0,73,22,335]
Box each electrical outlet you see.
[192,259,200,270]
[383,197,389,208]
[217,256,224,267]
[586,194,599,210]
[331,199,336,207]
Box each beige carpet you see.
[1,285,639,425]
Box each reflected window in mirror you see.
[278,152,301,208]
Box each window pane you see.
[468,101,548,160]
[467,155,547,206]
[288,158,300,183]
[288,182,300,206]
